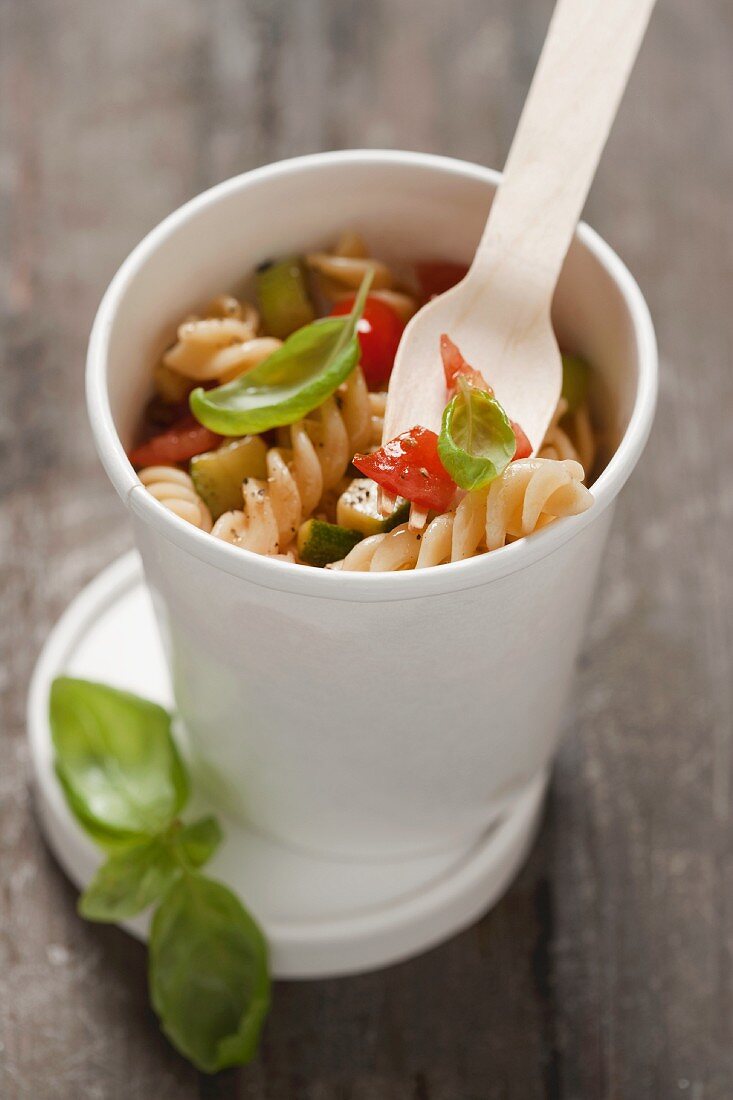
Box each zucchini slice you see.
[561,353,590,413]
[256,257,316,339]
[297,519,363,567]
[337,478,410,536]
[190,436,268,519]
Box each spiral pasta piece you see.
[538,398,577,461]
[539,397,596,477]
[211,479,279,556]
[306,232,417,320]
[485,458,592,549]
[563,404,596,474]
[336,458,592,571]
[205,295,254,321]
[161,296,281,383]
[138,467,212,531]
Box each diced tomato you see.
[415,261,469,301]
[128,415,221,468]
[440,334,488,393]
[354,426,456,513]
[510,422,533,460]
[329,295,404,389]
[440,334,533,460]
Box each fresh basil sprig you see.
[438,378,516,491]
[50,677,270,1074]
[190,270,373,436]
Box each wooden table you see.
[2,1,731,1096]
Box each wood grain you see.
[1,0,731,1096]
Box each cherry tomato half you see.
[329,295,404,389]
[354,426,456,513]
[128,415,221,468]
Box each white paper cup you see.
[87,151,656,860]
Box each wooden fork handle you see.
[470,0,656,301]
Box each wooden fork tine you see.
[408,506,429,531]
[378,489,397,517]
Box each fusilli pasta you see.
[138,467,212,531]
[210,366,378,555]
[538,397,596,475]
[306,232,417,322]
[162,296,281,383]
[133,235,598,572]
[334,459,592,571]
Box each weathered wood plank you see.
[1,0,731,1096]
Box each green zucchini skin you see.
[190,436,268,519]
[256,257,316,339]
[337,478,410,535]
[297,519,363,567]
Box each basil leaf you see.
[50,678,189,847]
[189,271,372,435]
[561,353,590,413]
[149,873,270,1073]
[176,815,223,869]
[79,835,180,922]
[50,677,270,1071]
[438,382,516,491]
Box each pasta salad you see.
[129,233,595,571]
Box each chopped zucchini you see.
[190,436,268,519]
[256,257,315,339]
[297,519,363,567]
[337,478,410,536]
[561,354,590,414]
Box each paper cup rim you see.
[87,149,657,604]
